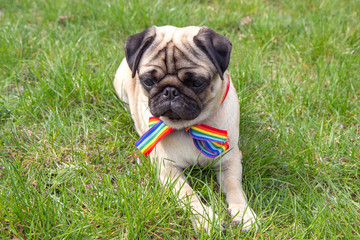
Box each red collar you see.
[220,73,231,104]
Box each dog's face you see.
[125,26,232,129]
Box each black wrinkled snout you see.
[163,86,179,101]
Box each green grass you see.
[1,0,359,238]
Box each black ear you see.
[125,26,156,78]
[193,26,232,79]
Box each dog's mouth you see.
[162,110,181,120]
[150,101,201,121]
[149,87,202,121]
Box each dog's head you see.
[125,25,232,129]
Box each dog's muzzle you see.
[149,86,201,120]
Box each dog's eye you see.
[142,79,155,87]
[192,80,203,88]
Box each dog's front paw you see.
[228,204,258,232]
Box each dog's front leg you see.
[216,152,258,231]
[158,160,218,233]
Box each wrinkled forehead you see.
[138,27,215,78]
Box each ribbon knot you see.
[135,117,229,158]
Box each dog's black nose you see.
[163,87,179,100]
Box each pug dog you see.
[113,25,257,233]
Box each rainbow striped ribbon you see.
[135,117,175,156]
[135,117,229,158]
[185,125,229,158]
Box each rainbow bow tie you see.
[135,117,229,158]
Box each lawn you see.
[1,0,359,239]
